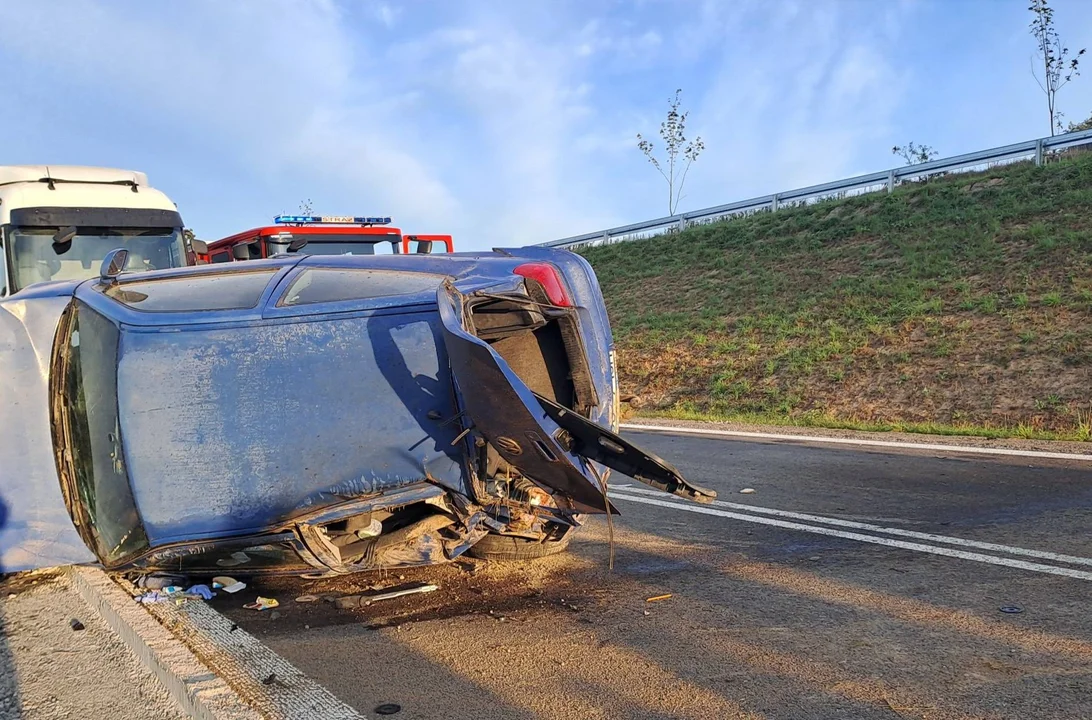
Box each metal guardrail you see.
[537,127,1092,249]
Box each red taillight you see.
[514,262,571,307]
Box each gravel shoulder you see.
[0,569,185,720]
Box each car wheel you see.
[466,531,573,561]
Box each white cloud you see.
[0,0,468,237]
[374,2,398,28]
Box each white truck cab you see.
[0,166,187,295]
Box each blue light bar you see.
[273,215,392,225]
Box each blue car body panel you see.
[116,309,465,545]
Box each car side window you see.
[103,269,278,312]
[278,268,448,307]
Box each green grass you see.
[643,407,1092,443]
[582,151,1092,439]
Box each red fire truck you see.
[196,215,454,263]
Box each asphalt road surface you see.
[221,430,1092,720]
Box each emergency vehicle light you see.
[273,215,393,225]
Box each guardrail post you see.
[887,169,896,193]
[1035,138,1044,166]
[771,194,779,212]
[676,218,686,232]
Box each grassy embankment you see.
[580,152,1092,441]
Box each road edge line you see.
[66,565,260,720]
[621,423,1092,461]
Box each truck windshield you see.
[267,234,399,257]
[9,227,186,291]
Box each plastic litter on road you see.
[645,594,673,602]
[185,584,214,600]
[244,596,280,611]
[212,576,247,594]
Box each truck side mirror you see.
[415,240,434,254]
[190,239,209,254]
[232,243,252,261]
[288,237,308,252]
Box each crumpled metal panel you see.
[0,294,95,571]
[117,309,467,545]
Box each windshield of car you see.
[9,226,186,291]
[56,301,148,565]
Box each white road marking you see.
[609,484,1092,568]
[607,491,1092,582]
[621,423,1092,462]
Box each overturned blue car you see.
[1,247,713,576]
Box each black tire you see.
[467,531,573,561]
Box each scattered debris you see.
[643,610,651,616]
[261,673,277,686]
[740,488,756,494]
[135,591,170,604]
[6,593,15,600]
[331,583,439,611]
[295,594,319,603]
[808,556,821,561]
[244,596,279,611]
[645,594,673,603]
[999,606,1024,614]
[375,703,402,715]
[68,618,84,631]
[212,576,246,594]
[185,584,214,600]
[368,584,438,603]
[135,574,189,590]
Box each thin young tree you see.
[637,89,705,216]
[1029,0,1086,136]
[891,142,938,166]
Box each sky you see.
[1,0,1091,250]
